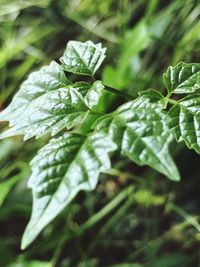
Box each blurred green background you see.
[0,0,200,266]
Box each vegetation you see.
[0,0,199,266]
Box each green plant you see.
[0,40,199,250]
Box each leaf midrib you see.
[26,134,87,234]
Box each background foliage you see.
[0,0,200,266]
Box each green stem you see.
[51,185,134,266]
[164,92,172,108]
[89,110,105,116]
[169,204,200,232]
[77,185,134,235]
[168,98,179,105]
[164,92,179,108]
[81,190,136,258]
[104,85,134,100]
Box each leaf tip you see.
[21,234,30,250]
[21,224,37,250]
[169,169,181,182]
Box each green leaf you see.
[118,20,150,78]
[138,89,165,105]
[84,80,104,109]
[0,173,25,207]
[72,81,92,96]
[0,88,88,140]
[95,97,180,181]
[0,75,104,140]
[73,81,104,108]
[0,61,68,122]
[163,62,200,94]
[102,20,150,90]
[0,139,15,161]
[21,132,116,249]
[168,94,200,154]
[60,40,106,76]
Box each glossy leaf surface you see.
[21,132,116,249]
[168,95,200,154]
[0,61,68,122]
[60,40,106,76]
[0,88,88,140]
[163,62,200,94]
[138,89,165,105]
[95,97,180,181]
[0,75,104,139]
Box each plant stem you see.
[89,110,106,116]
[77,185,134,235]
[163,92,172,108]
[104,85,134,100]
[168,98,179,105]
[169,204,200,232]
[51,185,134,266]
[164,92,179,107]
